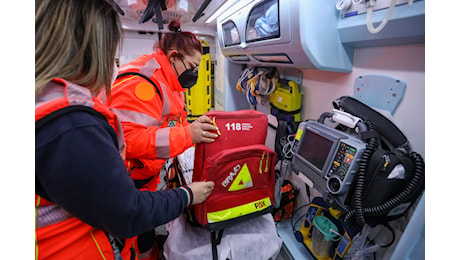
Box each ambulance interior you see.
[114,0,425,259]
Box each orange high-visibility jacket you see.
[35,79,135,260]
[109,49,193,191]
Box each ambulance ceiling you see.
[116,0,239,36]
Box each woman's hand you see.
[188,115,219,144]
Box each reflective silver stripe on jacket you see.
[66,82,94,107]
[111,108,161,127]
[36,204,73,228]
[156,127,171,158]
[35,81,94,108]
[36,81,125,155]
[35,82,66,108]
[120,55,159,78]
[115,57,186,158]
[111,108,171,158]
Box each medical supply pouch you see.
[272,180,298,222]
[190,110,276,231]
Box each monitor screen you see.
[297,129,334,171]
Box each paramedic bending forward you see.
[109,20,218,193]
[35,1,214,259]
[107,20,219,259]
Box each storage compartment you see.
[217,0,354,72]
[337,0,425,48]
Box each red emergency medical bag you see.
[191,110,276,231]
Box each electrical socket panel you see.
[338,0,422,19]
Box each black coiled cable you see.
[361,151,424,217]
[345,120,379,226]
[345,139,425,226]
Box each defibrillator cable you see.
[346,120,378,226]
[274,159,291,208]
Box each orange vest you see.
[108,50,193,191]
[35,79,135,260]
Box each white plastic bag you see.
[164,213,282,260]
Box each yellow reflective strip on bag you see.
[207,197,271,223]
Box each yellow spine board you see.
[185,40,212,121]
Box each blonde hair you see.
[35,0,123,98]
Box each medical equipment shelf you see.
[276,193,425,260]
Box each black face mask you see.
[173,55,199,89]
[178,69,198,89]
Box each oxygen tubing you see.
[366,0,397,34]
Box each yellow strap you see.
[207,197,271,223]
[259,153,264,174]
[265,153,269,172]
[91,230,107,260]
[112,75,137,89]
[212,117,221,135]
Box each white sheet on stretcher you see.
[163,213,282,260]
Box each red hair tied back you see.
[158,20,201,55]
[169,20,181,32]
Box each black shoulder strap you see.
[116,72,163,101]
[36,105,107,131]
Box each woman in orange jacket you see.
[107,21,219,259]
[35,1,214,259]
[109,20,218,192]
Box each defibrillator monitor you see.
[291,121,367,206]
